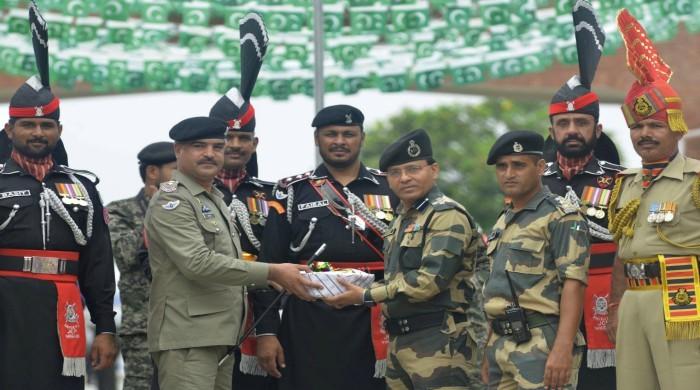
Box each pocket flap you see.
[187,292,233,316]
[509,239,545,253]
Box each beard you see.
[319,147,360,169]
[13,139,54,159]
[556,134,598,158]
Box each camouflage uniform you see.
[107,189,152,390]
[483,189,589,389]
[364,186,484,389]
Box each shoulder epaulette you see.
[276,170,313,189]
[159,180,179,193]
[617,168,639,177]
[366,167,386,176]
[598,160,625,172]
[56,165,100,184]
[430,194,459,212]
[247,176,275,188]
[552,194,580,215]
[543,161,557,176]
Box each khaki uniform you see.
[611,154,700,390]
[365,186,484,389]
[144,170,269,390]
[483,189,589,390]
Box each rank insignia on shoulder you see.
[162,200,180,210]
[275,189,287,200]
[160,180,178,193]
[556,196,579,214]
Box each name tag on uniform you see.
[0,190,30,199]
[298,200,329,211]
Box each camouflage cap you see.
[487,131,544,165]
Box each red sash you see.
[583,242,616,368]
[0,249,86,377]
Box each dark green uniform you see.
[483,189,589,389]
[365,186,484,389]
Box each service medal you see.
[655,213,665,224]
[385,212,394,221]
[375,210,386,220]
[664,212,674,222]
[587,207,597,217]
[595,209,605,219]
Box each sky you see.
[0,89,637,204]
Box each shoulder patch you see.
[161,200,180,210]
[367,167,386,176]
[276,170,313,189]
[56,165,100,184]
[160,180,179,193]
[598,160,624,172]
[554,195,580,215]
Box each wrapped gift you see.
[303,269,375,299]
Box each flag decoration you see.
[0,0,696,99]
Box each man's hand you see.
[323,279,364,309]
[267,263,322,301]
[544,342,574,390]
[91,333,118,370]
[606,306,618,343]
[257,335,285,378]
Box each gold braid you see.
[692,174,700,209]
[608,176,641,242]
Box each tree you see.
[363,98,548,229]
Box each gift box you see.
[303,269,375,299]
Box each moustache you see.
[637,137,659,146]
[330,146,350,152]
[563,135,585,143]
[28,138,48,144]
[197,158,217,165]
[225,148,242,154]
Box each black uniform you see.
[215,174,279,389]
[0,159,116,390]
[258,163,395,390]
[542,156,622,390]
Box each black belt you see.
[491,312,555,337]
[624,262,661,279]
[385,311,467,336]
[0,255,79,276]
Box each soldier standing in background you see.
[256,104,394,390]
[326,129,484,389]
[542,2,620,388]
[208,12,278,389]
[107,141,176,389]
[482,131,590,390]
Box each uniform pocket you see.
[504,239,545,275]
[187,292,233,317]
[0,196,33,230]
[399,230,424,269]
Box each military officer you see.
[607,10,700,390]
[144,116,320,390]
[0,4,118,389]
[326,129,484,389]
[542,2,621,387]
[256,104,394,390]
[107,142,176,389]
[482,131,589,390]
[208,13,279,384]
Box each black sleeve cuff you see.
[94,311,117,334]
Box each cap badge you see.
[345,113,352,124]
[35,106,43,117]
[513,142,523,153]
[566,101,575,112]
[232,119,242,129]
[407,140,421,157]
[634,96,653,117]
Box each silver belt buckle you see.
[23,256,62,274]
[626,263,647,279]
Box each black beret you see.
[137,141,176,166]
[487,130,544,165]
[379,128,433,172]
[311,104,364,129]
[169,116,228,142]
